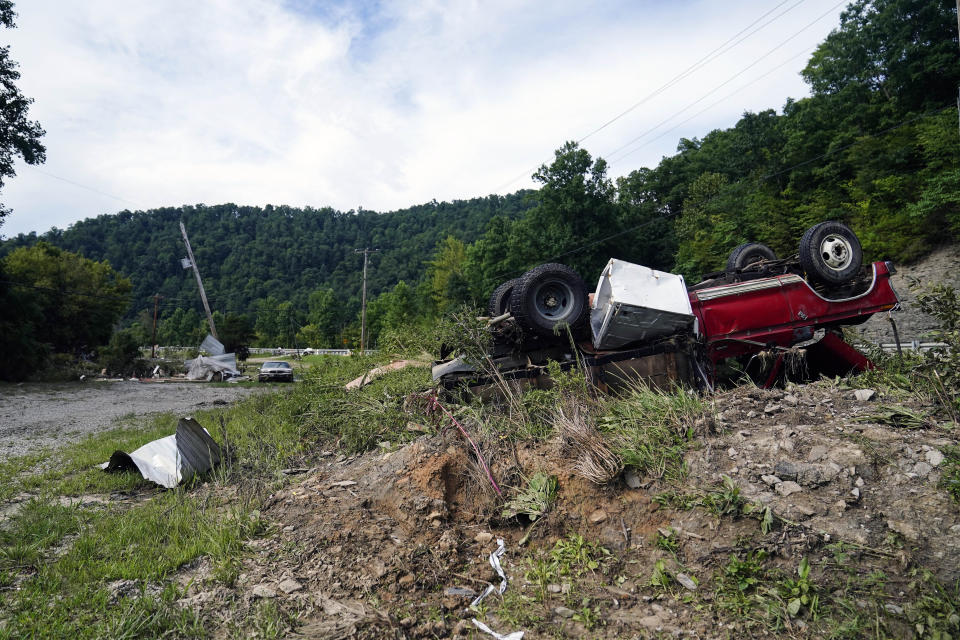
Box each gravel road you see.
[0,381,269,461]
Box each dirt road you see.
[0,380,267,461]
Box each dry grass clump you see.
[554,397,622,485]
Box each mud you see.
[0,380,267,461]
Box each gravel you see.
[0,380,268,461]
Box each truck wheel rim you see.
[820,234,852,271]
[533,280,573,320]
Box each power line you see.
[603,0,847,163]
[576,0,807,144]
[492,0,816,194]
[606,44,818,164]
[27,167,143,208]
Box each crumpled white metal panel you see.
[590,259,696,350]
[100,417,222,488]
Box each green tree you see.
[366,281,419,346]
[3,242,131,353]
[0,0,45,221]
[157,308,204,346]
[427,236,471,313]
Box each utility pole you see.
[179,220,218,339]
[151,293,162,358]
[354,247,378,353]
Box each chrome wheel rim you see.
[820,234,852,271]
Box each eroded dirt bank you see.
[0,381,267,461]
[171,381,958,639]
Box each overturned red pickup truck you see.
[434,221,900,391]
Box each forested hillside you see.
[2,0,958,353]
[1,194,534,344]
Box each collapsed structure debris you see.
[185,334,241,381]
[99,417,222,488]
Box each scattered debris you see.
[344,359,429,390]
[470,539,509,608]
[472,618,524,640]
[100,417,222,488]
[184,353,240,381]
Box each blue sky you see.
[2,0,848,237]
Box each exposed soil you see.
[169,381,959,639]
[0,381,269,461]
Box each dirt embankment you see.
[170,381,958,639]
[0,381,268,461]
[857,244,960,345]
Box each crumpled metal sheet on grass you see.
[99,417,222,488]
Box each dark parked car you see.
[258,361,294,382]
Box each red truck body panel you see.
[688,261,899,366]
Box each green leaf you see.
[787,598,802,617]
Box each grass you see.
[0,354,435,638]
[597,382,705,484]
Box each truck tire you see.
[509,263,589,339]
[799,221,862,285]
[487,278,518,317]
[726,242,777,271]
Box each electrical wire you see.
[603,0,847,163]
[576,0,807,144]
[491,0,817,194]
[606,44,817,164]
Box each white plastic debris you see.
[470,538,508,607]
[472,618,524,640]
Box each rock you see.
[547,584,562,593]
[776,481,802,496]
[774,461,799,480]
[554,606,576,619]
[278,578,303,594]
[761,475,781,487]
[926,449,945,467]
[282,525,295,532]
[624,468,642,488]
[764,403,783,415]
[589,509,608,524]
[913,462,934,478]
[727,447,738,459]
[784,394,799,406]
[807,445,829,462]
[746,410,758,418]
[850,487,861,500]
[884,603,904,615]
[474,531,494,544]
[887,519,921,543]
[853,389,876,402]
[855,476,865,488]
[444,586,476,597]
[675,573,697,591]
[252,585,277,599]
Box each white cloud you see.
[1,0,847,236]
